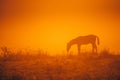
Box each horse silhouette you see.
[67,35,99,54]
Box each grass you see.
[0,47,120,80]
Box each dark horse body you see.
[67,35,99,54]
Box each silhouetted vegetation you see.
[0,47,120,80]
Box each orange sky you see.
[0,0,120,54]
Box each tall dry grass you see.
[0,47,120,80]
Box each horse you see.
[67,35,99,54]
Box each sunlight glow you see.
[0,0,120,54]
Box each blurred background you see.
[0,0,120,54]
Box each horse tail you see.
[96,36,100,45]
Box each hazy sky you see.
[0,0,120,54]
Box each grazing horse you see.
[67,35,99,54]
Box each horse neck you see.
[69,39,76,47]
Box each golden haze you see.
[0,0,120,54]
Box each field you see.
[0,47,120,80]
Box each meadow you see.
[0,47,120,80]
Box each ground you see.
[0,49,120,80]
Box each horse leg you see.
[95,44,97,53]
[77,44,81,55]
[92,44,97,53]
